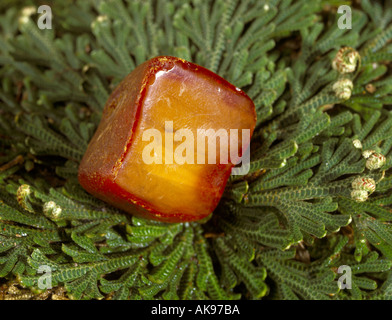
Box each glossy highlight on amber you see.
[78,56,256,223]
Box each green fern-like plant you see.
[1,0,392,300]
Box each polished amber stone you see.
[78,56,256,222]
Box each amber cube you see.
[78,56,256,222]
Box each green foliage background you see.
[1,0,392,300]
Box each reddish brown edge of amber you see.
[78,56,256,223]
